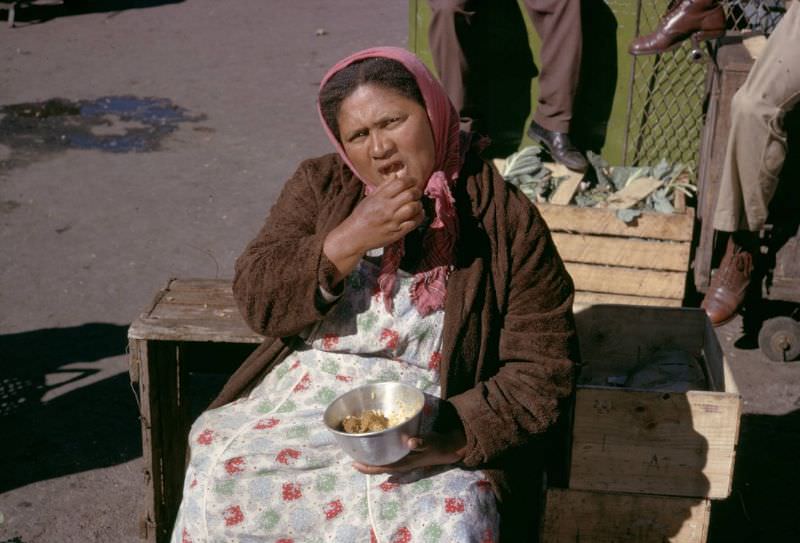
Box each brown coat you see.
[211,151,578,539]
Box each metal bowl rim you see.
[323,381,424,437]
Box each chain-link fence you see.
[726,0,785,32]
[622,0,787,172]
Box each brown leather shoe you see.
[629,0,725,56]
[701,236,754,326]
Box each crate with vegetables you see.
[495,145,697,309]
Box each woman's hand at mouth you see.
[323,173,424,283]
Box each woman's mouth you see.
[378,161,406,178]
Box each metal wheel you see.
[758,316,800,362]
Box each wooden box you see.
[538,203,694,309]
[128,279,262,543]
[570,305,741,499]
[541,488,711,543]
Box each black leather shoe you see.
[527,121,588,173]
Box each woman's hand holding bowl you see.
[351,427,467,475]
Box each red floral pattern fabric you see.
[171,261,498,542]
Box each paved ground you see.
[1,2,798,542]
[0,2,408,541]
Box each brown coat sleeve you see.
[232,155,360,338]
[449,164,578,467]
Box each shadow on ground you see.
[1,0,183,27]
[0,323,141,492]
[709,409,800,541]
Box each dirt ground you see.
[1,1,798,542]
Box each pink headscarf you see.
[317,46,462,316]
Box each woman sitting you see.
[171,46,578,543]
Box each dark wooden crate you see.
[128,279,261,543]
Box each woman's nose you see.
[370,132,394,159]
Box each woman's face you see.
[336,83,435,189]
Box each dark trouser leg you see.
[522,0,582,133]
[427,0,479,129]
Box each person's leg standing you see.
[703,1,800,325]
[523,0,587,171]
[427,0,481,131]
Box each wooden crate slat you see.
[574,291,682,308]
[149,303,242,322]
[137,340,185,543]
[542,488,711,543]
[129,338,156,539]
[538,203,694,241]
[548,163,584,205]
[129,318,263,344]
[566,262,686,299]
[553,233,690,271]
[570,387,741,499]
[156,291,239,309]
[602,176,664,209]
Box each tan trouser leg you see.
[714,1,800,232]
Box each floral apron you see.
[172,259,499,543]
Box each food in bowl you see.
[340,400,419,434]
[323,382,425,465]
[341,409,390,433]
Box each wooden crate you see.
[541,487,711,543]
[570,305,741,499]
[128,279,262,543]
[538,203,694,309]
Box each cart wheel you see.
[758,316,800,362]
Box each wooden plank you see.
[129,278,261,344]
[570,387,741,499]
[538,203,694,241]
[137,340,180,543]
[602,176,663,209]
[565,262,686,299]
[139,279,234,319]
[129,318,263,344]
[149,303,242,322]
[542,488,711,543]
[156,291,239,308]
[129,338,155,541]
[574,291,682,309]
[702,314,740,440]
[673,183,687,213]
[545,164,584,206]
[574,305,707,375]
[552,233,690,271]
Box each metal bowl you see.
[323,381,424,466]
